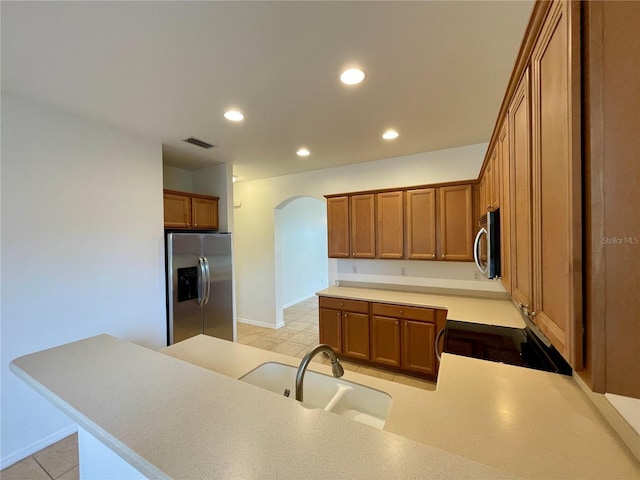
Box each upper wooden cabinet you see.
[406,188,436,259]
[438,184,474,261]
[476,0,583,371]
[509,70,533,311]
[163,190,219,230]
[163,192,192,229]
[376,191,404,259]
[326,181,474,262]
[350,194,376,258]
[327,196,350,258]
[530,0,582,367]
[497,120,511,294]
[582,0,640,398]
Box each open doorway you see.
[274,196,328,328]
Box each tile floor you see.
[1,296,435,478]
[1,433,78,480]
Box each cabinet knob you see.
[340,302,344,306]
[344,313,348,318]
[399,309,403,315]
[395,320,399,326]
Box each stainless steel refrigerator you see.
[166,232,234,345]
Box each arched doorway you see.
[274,196,328,327]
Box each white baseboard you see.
[0,424,78,470]
[236,317,285,330]
[283,293,316,310]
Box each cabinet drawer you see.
[319,296,369,314]
[371,303,434,322]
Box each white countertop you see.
[10,334,515,480]
[163,335,640,480]
[11,334,639,479]
[316,286,527,328]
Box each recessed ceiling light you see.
[340,68,366,85]
[297,148,311,157]
[224,110,244,122]
[382,129,399,140]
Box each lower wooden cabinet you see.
[343,312,370,360]
[319,307,342,352]
[402,320,436,375]
[319,297,369,359]
[371,316,401,367]
[319,296,446,379]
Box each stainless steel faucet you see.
[295,344,344,402]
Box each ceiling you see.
[1,1,533,182]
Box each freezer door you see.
[167,233,204,344]
[202,234,234,341]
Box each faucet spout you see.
[295,344,344,402]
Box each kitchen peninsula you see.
[11,334,640,479]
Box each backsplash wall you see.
[329,258,508,296]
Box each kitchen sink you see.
[239,362,392,429]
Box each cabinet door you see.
[478,173,488,218]
[327,197,350,258]
[163,193,192,228]
[401,320,436,375]
[342,312,370,360]
[491,148,501,209]
[319,308,342,353]
[531,0,581,366]
[350,194,376,258]
[371,316,401,367]
[376,191,404,259]
[509,69,533,309]
[406,188,436,260]
[497,120,512,293]
[485,156,495,211]
[438,184,473,261]
[191,197,219,230]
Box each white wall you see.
[233,143,488,327]
[193,163,233,233]
[0,96,166,468]
[276,197,328,310]
[163,164,193,192]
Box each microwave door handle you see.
[197,257,205,305]
[203,257,211,305]
[474,228,488,275]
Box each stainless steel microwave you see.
[473,209,500,279]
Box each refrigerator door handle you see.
[197,257,205,306]
[203,257,211,305]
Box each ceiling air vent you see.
[183,137,216,149]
